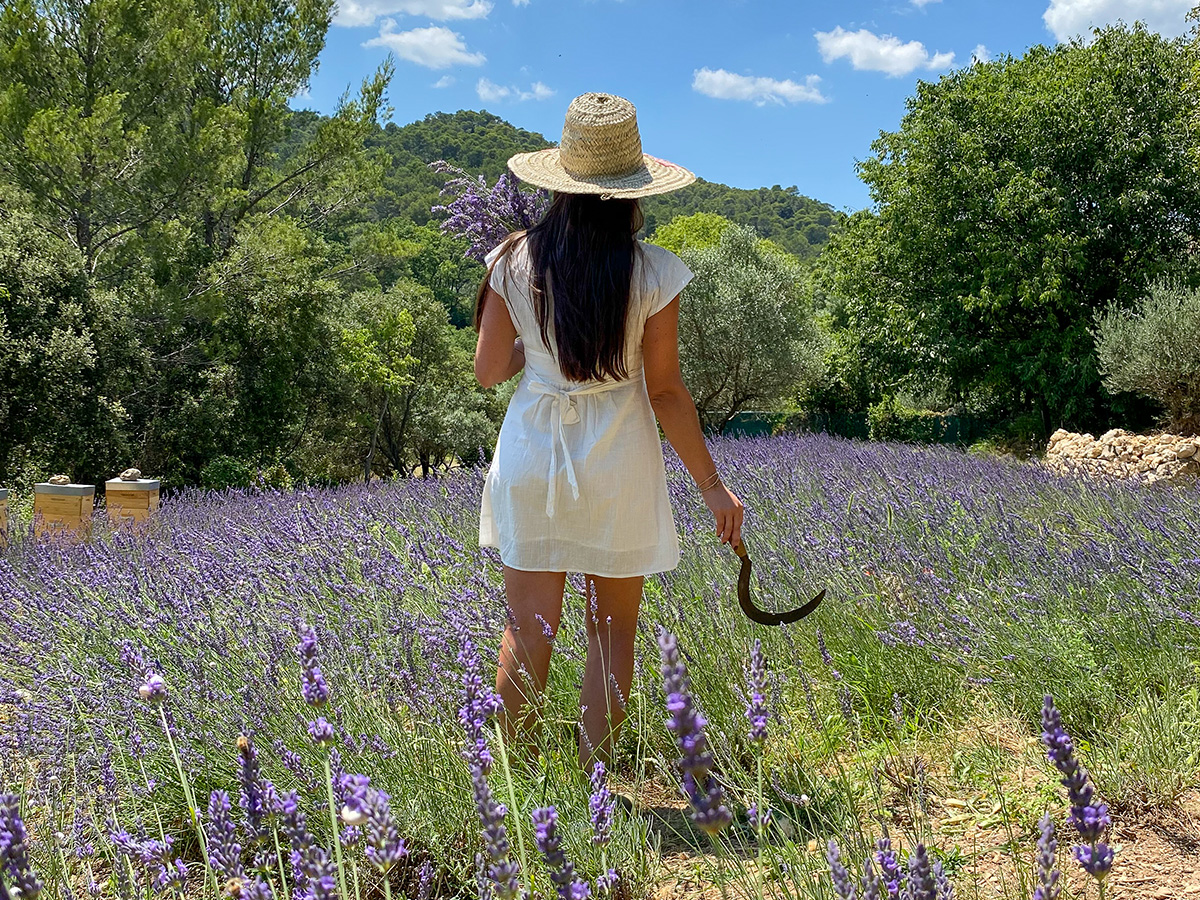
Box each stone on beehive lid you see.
[33,480,95,539]
[105,475,161,526]
[0,487,8,549]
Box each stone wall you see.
[1046,429,1199,483]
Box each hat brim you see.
[507,148,696,199]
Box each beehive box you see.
[105,478,161,526]
[0,488,8,548]
[33,483,95,539]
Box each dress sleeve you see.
[484,239,523,331]
[648,247,694,317]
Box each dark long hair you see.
[475,193,644,382]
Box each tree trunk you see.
[365,393,388,484]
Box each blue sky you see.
[302,0,1196,212]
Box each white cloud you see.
[1043,0,1193,42]
[476,78,556,102]
[972,43,991,62]
[691,68,828,105]
[815,26,955,76]
[432,75,456,88]
[363,23,486,68]
[336,0,491,27]
[911,0,942,6]
[512,0,530,5]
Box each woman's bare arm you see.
[643,296,744,546]
[475,286,525,388]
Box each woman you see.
[474,93,743,766]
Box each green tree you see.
[671,225,825,430]
[1094,278,1200,434]
[650,212,733,254]
[842,25,1200,434]
[364,282,500,476]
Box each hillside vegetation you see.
[363,110,845,258]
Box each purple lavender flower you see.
[307,718,334,748]
[875,835,902,899]
[0,795,43,900]
[816,629,842,681]
[532,807,590,900]
[588,763,615,847]
[471,765,522,900]
[747,804,771,830]
[1033,813,1061,900]
[658,630,731,835]
[430,162,550,262]
[827,840,857,900]
[138,671,168,705]
[905,845,937,900]
[745,639,768,743]
[296,624,329,708]
[205,790,244,882]
[859,859,884,900]
[1041,696,1114,883]
[363,788,407,873]
[932,859,953,900]
[237,736,269,843]
[458,632,502,773]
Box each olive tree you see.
[675,224,825,430]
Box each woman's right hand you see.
[702,483,744,548]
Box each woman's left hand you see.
[701,483,744,547]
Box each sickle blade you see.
[736,545,826,627]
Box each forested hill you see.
[357,109,845,260]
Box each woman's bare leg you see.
[580,574,644,768]
[497,566,566,750]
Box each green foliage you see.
[642,180,846,261]
[866,395,944,444]
[648,212,733,254]
[1093,278,1200,434]
[345,281,501,477]
[0,199,131,484]
[199,454,255,489]
[820,25,1200,435]
[670,225,826,430]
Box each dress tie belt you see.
[527,375,635,518]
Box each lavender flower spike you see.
[364,788,408,873]
[745,639,768,743]
[905,845,937,900]
[295,623,329,708]
[858,858,884,900]
[471,765,522,900]
[826,840,857,900]
[0,794,43,900]
[532,807,590,900]
[658,630,731,835]
[205,790,244,882]
[1033,813,1061,900]
[875,834,902,899]
[588,762,615,847]
[1041,695,1114,883]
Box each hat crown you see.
[559,93,644,180]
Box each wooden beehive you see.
[0,488,8,549]
[105,477,161,526]
[33,482,95,539]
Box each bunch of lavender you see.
[658,630,732,836]
[828,840,945,900]
[1041,695,1114,890]
[109,830,186,895]
[0,795,42,900]
[532,807,590,900]
[430,161,549,262]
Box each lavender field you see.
[3,433,1199,900]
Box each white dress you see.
[479,236,694,577]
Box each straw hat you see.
[508,93,696,199]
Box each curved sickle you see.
[734,540,826,627]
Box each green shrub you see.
[866,395,942,443]
[1094,278,1200,435]
[199,455,256,490]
